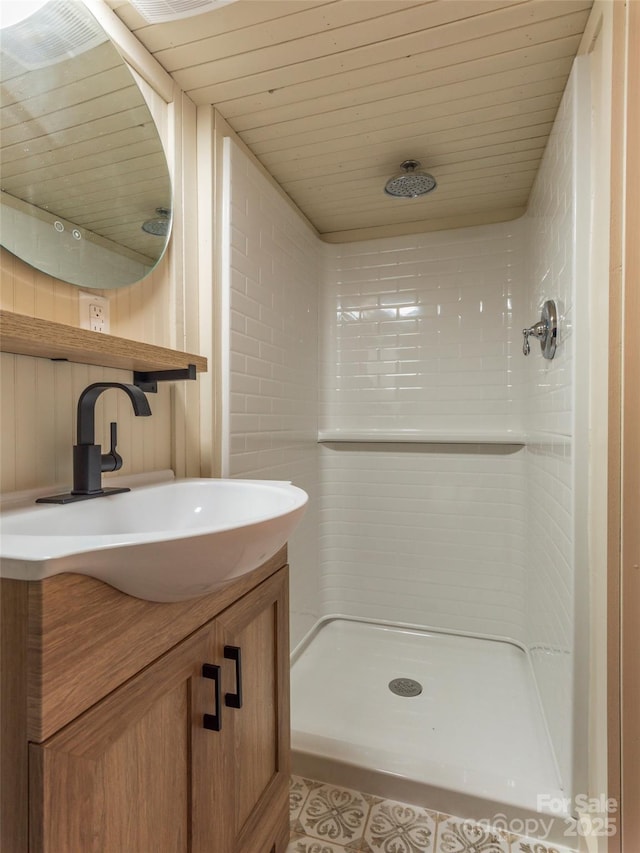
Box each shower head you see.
[384,160,437,199]
[141,208,171,237]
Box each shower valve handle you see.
[522,321,547,356]
[522,301,558,359]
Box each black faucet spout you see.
[77,382,151,446]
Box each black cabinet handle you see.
[202,663,221,731]
[224,645,243,709]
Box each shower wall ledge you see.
[318,429,572,446]
[317,429,526,445]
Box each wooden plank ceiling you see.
[107,0,593,239]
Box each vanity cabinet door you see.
[27,566,290,853]
[29,623,231,853]
[215,568,290,853]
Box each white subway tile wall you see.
[321,221,527,436]
[319,222,529,641]
[319,443,528,641]
[522,65,581,797]
[225,139,321,647]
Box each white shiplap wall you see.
[0,350,171,493]
[0,248,174,494]
[223,138,321,648]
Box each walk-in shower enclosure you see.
[220,58,594,830]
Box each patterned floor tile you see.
[362,799,437,853]
[510,839,577,853]
[289,778,570,853]
[291,778,335,836]
[287,839,350,853]
[290,776,312,823]
[298,782,372,849]
[435,814,511,853]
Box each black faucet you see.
[37,382,152,505]
[73,382,152,495]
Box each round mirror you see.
[0,0,172,289]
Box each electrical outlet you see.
[79,292,110,333]
[89,302,107,333]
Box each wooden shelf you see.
[0,310,207,375]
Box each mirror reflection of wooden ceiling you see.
[0,41,171,261]
[106,0,593,240]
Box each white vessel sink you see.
[0,479,308,601]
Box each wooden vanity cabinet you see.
[1,554,290,853]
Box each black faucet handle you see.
[101,421,123,473]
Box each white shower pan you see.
[291,619,572,843]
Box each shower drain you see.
[388,677,423,697]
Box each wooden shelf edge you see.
[0,310,207,375]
